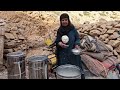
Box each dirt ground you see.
[0,69,104,79]
[0,63,106,79]
[0,65,119,79]
[0,69,7,79]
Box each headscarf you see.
[58,13,75,36]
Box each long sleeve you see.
[55,31,61,46]
[74,29,80,46]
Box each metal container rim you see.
[6,51,24,57]
[27,55,48,62]
[55,64,81,78]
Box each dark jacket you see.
[55,27,82,68]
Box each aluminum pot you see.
[28,55,48,79]
[55,64,81,79]
[6,51,26,79]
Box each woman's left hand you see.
[75,45,80,49]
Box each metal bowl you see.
[72,48,81,55]
[55,64,81,79]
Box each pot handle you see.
[44,63,48,79]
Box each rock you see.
[10,30,19,34]
[117,37,120,41]
[13,18,21,23]
[0,22,6,26]
[18,35,25,40]
[16,40,22,43]
[0,19,6,26]
[79,29,84,33]
[114,45,120,54]
[84,21,90,24]
[99,34,109,41]
[105,26,113,29]
[82,26,89,32]
[108,35,115,40]
[114,24,120,28]
[99,18,107,24]
[4,40,11,43]
[86,25,92,32]
[5,33,15,40]
[106,21,114,26]
[4,49,13,54]
[14,39,19,41]
[105,44,113,51]
[79,33,87,39]
[112,28,120,32]
[89,30,101,36]
[91,25,97,30]
[5,29,11,33]
[117,55,120,61]
[108,40,120,48]
[103,38,109,44]
[113,50,119,56]
[13,47,21,52]
[112,21,119,26]
[0,19,5,23]
[99,24,106,29]
[11,31,19,39]
[101,29,108,34]
[113,32,120,37]
[84,31,88,34]
[96,28,103,32]
[0,64,6,71]
[106,30,115,34]
[108,32,120,40]
[11,27,18,31]
[115,20,120,22]
[0,28,5,36]
[20,44,27,50]
[4,40,17,48]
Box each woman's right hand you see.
[58,42,69,48]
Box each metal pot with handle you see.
[55,64,81,79]
[28,55,48,79]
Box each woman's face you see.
[61,18,69,26]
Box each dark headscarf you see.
[58,13,75,36]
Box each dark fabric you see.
[55,27,82,69]
[60,13,70,21]
[58,24,74,37]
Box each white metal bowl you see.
[72,48,81,55]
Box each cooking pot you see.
[55,64,81,79]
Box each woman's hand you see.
[58,42,69,48]
[75,45,80,49]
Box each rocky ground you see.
[0,67,117,79]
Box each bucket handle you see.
[44,63,48,79]
[16,61,21,79]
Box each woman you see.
[55,13,85,79]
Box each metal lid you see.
[28,55,48,62]
[7,50,24,57]
[56,64,81,78]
